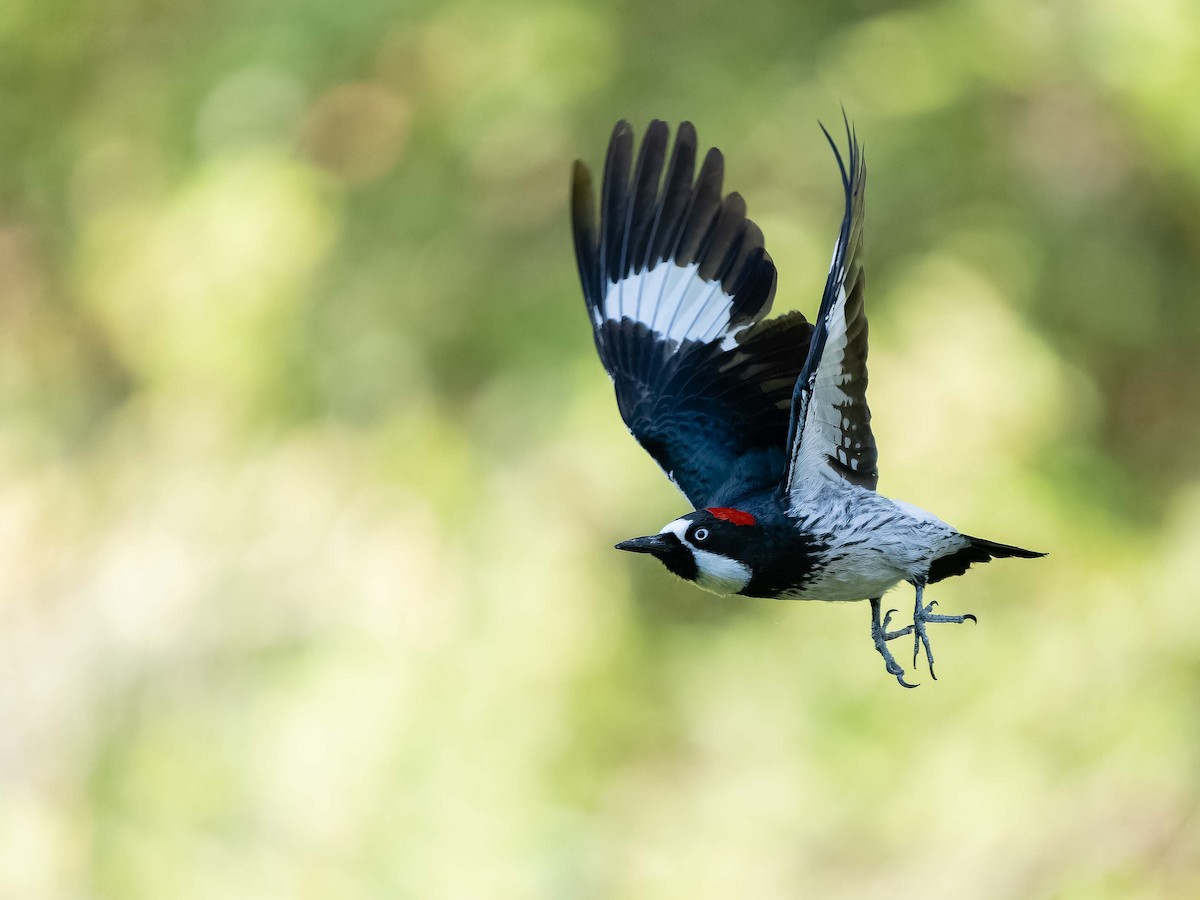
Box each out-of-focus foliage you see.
[2,0,1199,896]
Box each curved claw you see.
[963,614,978,624]
[926,600,938,612]
[896,674,919,689]
[883,608,898,628]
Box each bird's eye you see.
[693,527,709,542]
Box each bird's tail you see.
[927,535,1046,585]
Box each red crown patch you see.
[706,507,756,526]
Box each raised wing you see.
[782,119,878,504]
[572,120,813,507]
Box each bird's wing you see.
[781,118,878,505]
[572,120,813,508]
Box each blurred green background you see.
[2,0,1199,896]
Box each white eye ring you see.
[693,527,709,542]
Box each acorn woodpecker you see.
[570,118,1045,687]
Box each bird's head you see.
[615,507,758,596]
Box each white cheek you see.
[659,519,750,596]
[690,548,751,596]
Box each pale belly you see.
[772,541,914,602]
[778,562,908,602]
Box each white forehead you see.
[659,518,692,539]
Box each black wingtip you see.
[570,158,596,241]
[571,158,593,198]
[818,111,861,194]
[676,120,697,151]
[606,121,634,168]
[571,159,599,306]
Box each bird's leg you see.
[910,580,977,680]
[870,597,917,688]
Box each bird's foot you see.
[910,598,976,680]
[869,598,917,688]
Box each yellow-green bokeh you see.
[2,0,1199,896]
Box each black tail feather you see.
[927,536,1046,585]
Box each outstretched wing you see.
[781,118,878,505]
[572,120,813,507]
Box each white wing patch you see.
[599,260,748,351]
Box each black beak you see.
[615,534,675,556]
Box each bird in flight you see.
[570,118,1045,687]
